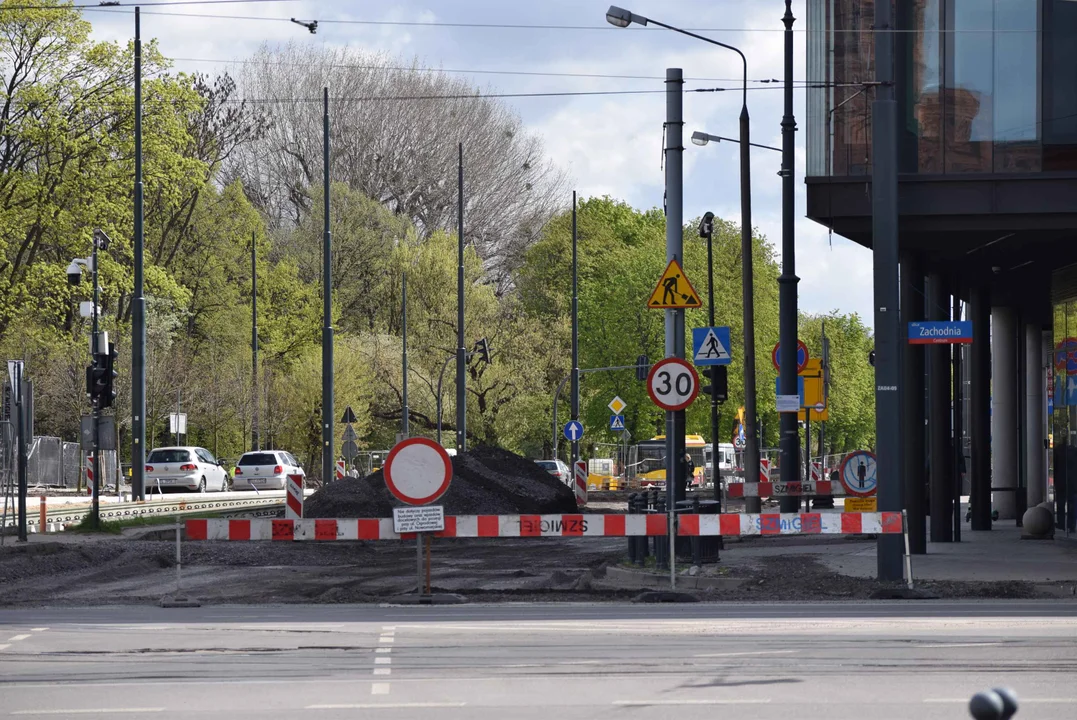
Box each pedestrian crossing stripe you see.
[694,328,730,362]
[647,258,702,309]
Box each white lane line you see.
[12,709,164,716]
[615,699,772,706]
[375,657,391,665]
[917,642,1005,648]
[694,650,798,658]
[925,699,1077,704]
[30,628,48,633]
[381,626,396,631]
[375,647,392,653]
[371,683,391,695]
[378,636,394,644]
[7,635,31,642]
[0,644,10,651]
[373,668,391,676]
[308,703,465,710]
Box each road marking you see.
[308,703,465,710]
[615,699,772,706]
[373,668,391,676]
[375,647,391,653]
[371,683,390,695]
[7,635,31,642]
[917,642,1005,648]
[12,709,164,716]
[375,657,391,665]
[694,650,798,658]
[378,636,394,644]
[30,628,48,633]
[0,644,10,651]
[381,626,396,631]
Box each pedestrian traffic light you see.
[700,366,728,403]
[473,337,491,364]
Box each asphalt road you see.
[1,602,1074,719]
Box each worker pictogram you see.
[647,259,702,309]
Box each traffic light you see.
[700,366,728,403]
[635,354,649,381]
[102,341,118,409]
[87,342,118,409]
[868,349,876,367]
[473,337,491,364]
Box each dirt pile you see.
[304,445,578,518]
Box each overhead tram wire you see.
[0,0,296,9]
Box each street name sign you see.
[646,357,699,411]
[908,321,973,344]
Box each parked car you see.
[233,450,305,491]
[145,446,230,493]
[535,459,571,485]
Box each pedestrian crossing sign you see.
[609,414,625,432]
[692,326,732,366]
[647,258,702,309]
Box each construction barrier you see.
[759,458,770,483]
[727,480,847,498]
[573,461,588,506]
[285,474,303,519]
[185,512,903,542]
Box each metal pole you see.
[706,222,721,504]
[456,143,467,453]
[415,533,423,595]
[436,355,453,446]
[92,238,100,525]
[664,67,684,589]
[804,415,811,512]
[251,232,259,451]
[15,364,26,541]
[952,294,963,542]
[571,192,580,473]
[872,0,904,581]
[132,5,146,502]
[321,87,335,485]
[402,272,409,437]
[777,0,800,513]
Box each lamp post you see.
[606,6,760,514]
[691,131,780,153]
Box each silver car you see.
[145,446,230,493]
[233,450,305,491]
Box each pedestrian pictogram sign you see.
[692,326,732,366]
[647,259,702,309]
[609,415,625,431]
[839,450,877,497]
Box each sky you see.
[84,0,875,327]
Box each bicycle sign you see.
[646,357,699,411]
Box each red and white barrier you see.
[810,462,821,483]
[185,512,903,541]
[285,474,304,520]
[573,461,587,507]
[727,480,847,498]
[335,460,345,481]
[759,458,770,483]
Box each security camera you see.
[66,261,83,286]
[93,228,111,251]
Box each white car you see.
[145,446,230,493]
[233,450,305,490]
[535,459,572,485]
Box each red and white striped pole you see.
[759,458,770,483]
[285,473,304,520]
[573,460,588,507]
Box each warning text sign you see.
[392,505,446,534]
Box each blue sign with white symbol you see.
[609,415,625,432]
[1066,376,1077,408]
[563,420,583,442]
[908,321,973,344]
[692,326,732,366]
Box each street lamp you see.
[608,6,762,514]
[691,131,781,153]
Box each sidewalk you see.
[724,522,1077,583]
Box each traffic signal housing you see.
[700,365,728,403]
[87,342,118,409]
[473,337,491,364]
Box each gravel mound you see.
[304,445,578,518]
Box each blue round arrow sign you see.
[563,420,583,441]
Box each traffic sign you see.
[563,420,584,442]
[341,406,358,424]
[608,396,627,414]
[342,424,358,442]
[609,414,625,431]
[383,437,453,505]
[646,259,702,309]
[341,440,359,460]
[646,357,699,411]
[692,326,732,366]
[908,320,973,345]
[772,340,809,373]
[839,450,878,497]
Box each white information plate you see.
[392,505,445,534]
[776,394,802,413]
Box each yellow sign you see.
[798,406,829,422]
[796,358,827,421]
[647,259,702,309]
[844,496,877,512]
[608,396,627,414]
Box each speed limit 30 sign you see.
[646,357,700,411]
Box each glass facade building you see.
[806,0,1077,178]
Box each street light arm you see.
[642,17,748,108]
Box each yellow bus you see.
[635,435,707,487]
